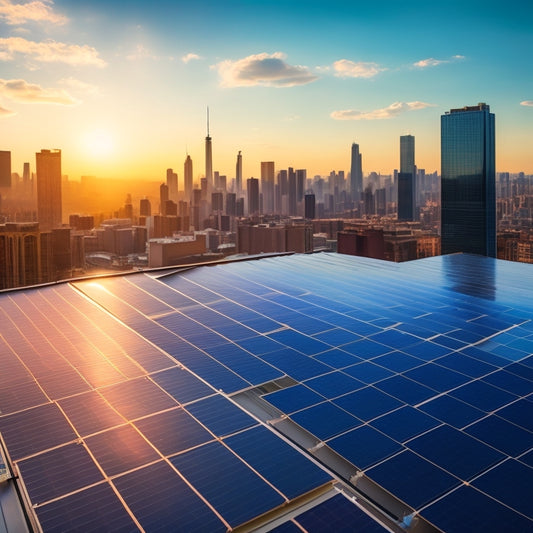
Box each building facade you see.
[398,135,416,221]
[36,149,62,232]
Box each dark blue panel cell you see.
[114,461,226,532]
[435,352,497,378]
[267,329,330,356]
[418,394,485,428]
[237,335,283,356]
[313,328,362,347]
[405,363,471,392]
[495,398,533,432]
[333,386,404,422]
[313,349,363,369]
[262,348,331,381]
[368,330,420,350]
[489,343,529,362]
[505,361,533,382]
[185,394,257,436]
[36,482,137,533]
[342,362,395,384]
[372,351,425,373]
[170,441,285,528]
[519,449,533,468]
[263,384,324,414]
[366,450,461,509]
[85,424,160,476]
[407,425,505,481]
[431,334,469,350]
[374,375,437,404]
[482,369,533,397]
[291,402,361,440]
[370,406,441,443]
[0,403,77,461]
[459,346,509,367]
[224,426,332,500]
[304,372,365,399]
[450,380,517,412]
[151,367,215,404]
[294,493,388,533]
[328,425,403,470]
[18,443,103,505]
[340,339,393,359]
[134,407,213,456]
[465,415,533,457]
[99,377,177,420]
[421,485,532,533]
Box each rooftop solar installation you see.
[0,252,533,532]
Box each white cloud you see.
[59,77,99,95]
[0,78,79,105]
[414,55,465,68]
[215,52,318,88]
[0,37,106,67]
[520,100,533,107]
[0,0,66,25]
[182,52,201,63]
[331,101,436,120]
[0,104,16,117]
[333,59,385,79]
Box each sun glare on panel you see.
[82,129,115,157]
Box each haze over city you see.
[1,0,532,181]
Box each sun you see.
[82,129,115,157]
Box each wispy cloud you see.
[414,55,465,68]
[0,0,66,25]
[333,59,385,79]
[126,44,158,61]
[0,78,79,105]
[59,77,100,95]
[0,37,106,67]
[520,100,533,107]
[331,101,436,120]
[182,52,202,64]
[215,52,318,88]
[0,104,16,117]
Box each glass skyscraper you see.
[398,134,416,221]
[441,103,495,257]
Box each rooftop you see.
[0,253,532,532]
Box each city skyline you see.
[1,0,532,181]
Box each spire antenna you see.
[207,106,210,137]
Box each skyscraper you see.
[349,143,362,201]
[0,151,11,188]
[441,103,495,257]
[36,149,62,231]
[261,161,275,214]
[205,108,213,190]
[247,177,259,215]
[398,135,416,221]
[236,151,242,195]
[166,168,178,202]
[184,154,193,201]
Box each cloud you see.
[59,77,100,95]
[333,59,385,79]
[520,100,533,107]
[215,52,318,88]
[0,37,106,67]
[331,101,436,120]
[0,78,79,105]
[182,52,201,63]
[0,104,16,117]
[126,44,158,61]
[414,55,465,68]
[0,0,66,25]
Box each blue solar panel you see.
[407,425,505,481]
[224,426,332,499]
[450,380,518,411]
[366,450,460,509]
[482,369,533,396]
[313,328,363,346]
[333,386,404,422]
[313,349,363,369]
[418,394,486,428]
[35,482,138,533]
[113,461,226,532]
[340,339,393,359]
[368,330,420,351]
[267,329,330,356]
[150,367,215,404]
[433,351,497,377]
[185,395,257,436]
[494,398,533,432]
[328,425,403,469]
[374,374,437,404]
[404,363,471,392]
[263,384,325,413]
[371,351,425,373]
[303,371,365,398]
[262,348,331,381]
[170,441,285,528]
[341,362,395,384]
[421,485,532,533]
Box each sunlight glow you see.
[82,129,115,157]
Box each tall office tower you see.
[36,149,62,231]
[349,143,363,201]
[140,198,151,217]
[236,151,242,194]
[441,103,495,257]
[205,108,213,190]
[23,162,30,184]
[226,192,236,216]
[160,183,169,215]
[288,167,297,216]
[247,177,259,215]
[398,135,416,221]
[166,168,178,202]
[184,154,193,201]
[296,169,306,204]
[305,193,316,219]
[0,151,11,188]
[261,161,275,214]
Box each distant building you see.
[237,223,312,254]
[235,151,242,194]
[349,143,363,201]
[441,103,496,256]
[261,162,275,214]
[398,135,416,221]
[184,155,193,201]
[36,149,62,231]
[148,235,206,267]
[0,151,11,189]
[305,194,316,219]
[205,109,213,190]
[247,177,259,215]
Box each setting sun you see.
[82,129,114,157]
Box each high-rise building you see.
[305,193,316,219]
[236,151,242,194]
[184,154,193,201]
[166,168,178,202]
[398,135,416,221]
[160,183,169,215]
[0,151,11,188]
[261,162,275,214]
[205,108,213,190]
[36,149,62,231]
[349,143,363,201]
[441,103,496,257]
[247,177,259,215]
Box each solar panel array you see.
[0,252,532,532]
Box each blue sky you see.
[1,0,531,181]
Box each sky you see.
[1,0,532,183]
